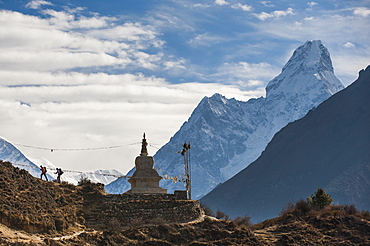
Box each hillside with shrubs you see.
[1,160,370,245]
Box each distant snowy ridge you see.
[105,40,344,198]
[0,136,123,185]
[0,136,54,181]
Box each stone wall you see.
[84,192,203,230]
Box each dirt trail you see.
[0,223,102,244]
[0,223,43,244]
[253,225,280,244]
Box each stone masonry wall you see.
[84,192,203,230]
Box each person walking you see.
[55,168,64,183]
[40,165,48,181]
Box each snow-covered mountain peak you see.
[199,93,227,108]
[265,40,344,100]
[206,94,235,115]
[188,94,227,124]
[209,93,224,100]
[283,40,332,72]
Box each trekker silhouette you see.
[40,165,48,181]
[55,168,64,183]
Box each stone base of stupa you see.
[125,186,167,194]
[84,192,201,230]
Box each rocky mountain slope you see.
[201,65,370,223]
[0,137,123,185]
[106,40,344,198]
[0,160,85,234]
[1,160,370,245]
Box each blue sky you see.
[0,0,369,174]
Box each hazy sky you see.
[0,0,369,174]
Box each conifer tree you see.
[307,188,333,210]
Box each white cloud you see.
[343,42,355,48]
[250,11,369,45]
[0,10,169,73]
[0,10,118,51]
[0,50,128,72]
[307,2,318,7]
[25,0,52,9]
[215,0,229,6]
[247,80,265,86]
[133,51,163,69]
[214,62,280,89]
[0,71,254,103]
[261,1,275,7]
[332,54,370,85]
[42,9,116,29]
[254,8,294,20]
[231,3,253,12]
[353,7,370,17]
[164,59,186,70]
[188,33,227,47]
[192,3,211,8]
[87,23,159,42]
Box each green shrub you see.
[232,216,253,227]
[78,176,92,186]
[307,188,333,210]
[342,204,359,215]
[200,203,215,217]
[321,208,346,218]
[215,210,229,220]
[279,200,295,217]
[294,199,313,215]
[279,199,313,220]
[361,210,370,218]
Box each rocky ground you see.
[1,160,370,245]
[0,161,85,234]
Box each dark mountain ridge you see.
[201,65,370,223]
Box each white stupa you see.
[126,133,167,194]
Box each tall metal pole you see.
[188,142,191,200]
[182,142,191,199]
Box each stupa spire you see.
[140,132,148,156]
